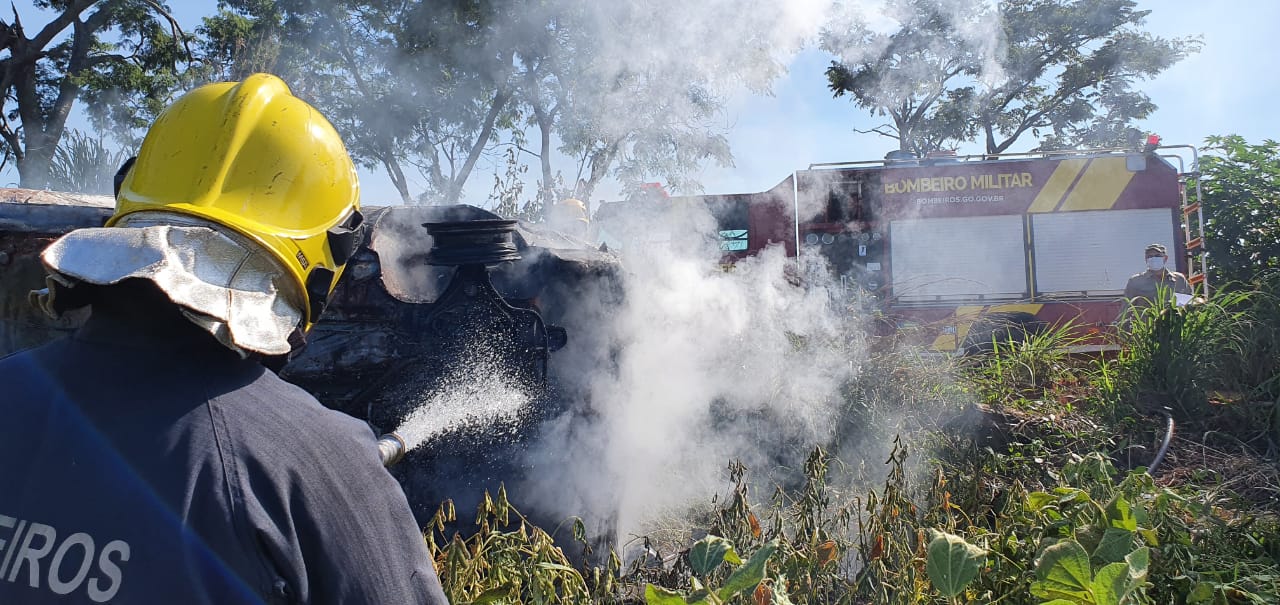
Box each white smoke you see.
[458,0,1010,543]
[518,201,877,541]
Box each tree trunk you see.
[579,140,620,204]
[444,88,509,205]
[380,153,412,205]
[534,105,554,208]
[15,129,55,189]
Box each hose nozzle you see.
[376,432,407,467]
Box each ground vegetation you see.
[422,275,1280,604]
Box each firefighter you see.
[547,197,590,240]
[0,75,448,604]
[1123,243,1192,310]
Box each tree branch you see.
[133,0,193,60]
[448,87,510,203]
[0,115,22,163]
[24,0,93,58]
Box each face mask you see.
[1146,257,1165,271]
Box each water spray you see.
[368,215,563,472]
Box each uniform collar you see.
[74,296,238,359]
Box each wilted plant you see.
[424,485,621,604]
[632,448,861,604]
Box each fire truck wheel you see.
[961,311,1047,356]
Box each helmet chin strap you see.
[112,156,137,198]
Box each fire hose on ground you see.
[1147,408,1174,476]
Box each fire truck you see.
[597,142,1208,353]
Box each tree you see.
[210,0,785,208]
[556,71,733,202]
[821,0,984,155]
[0,0,190,188]
[194,7,281,83]
[1196,135,1280,287]
[974,0,1196,153]
[822,0,1198,155]
[212,0,523,205]
[539,0,779,204]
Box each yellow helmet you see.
[549,198,589,224]
[110,73,364,332]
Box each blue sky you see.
[696,0,1280,198]
[10,1,1279,206]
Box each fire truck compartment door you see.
[1031,208,1178,295]
[889,214,1027,301]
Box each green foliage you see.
[821,0,1199,155]
[1030,541,1148,605]
[821,0,984,155]
[212,0,743,206]
[640,538,782,605]
[1195,136,1280,286]
[0,1,192,187]
[689,536,741,577]
[1229,272,1280,401]
[194,8,281,83]
[1116,288,1250,419]
[408,284,1280,605]
[964,320,1091,405]
[925,529,986,598]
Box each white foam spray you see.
[393,350,534,452]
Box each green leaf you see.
[1091,562,1129,605]
[470,584,514,604]
[689,535,738,576]
[1031,540,1094,602]
[1092,527,1135,564]
[925,529,987,598]
[1103,495,1138,531]
[1124,547,1149,584]
[1185,582,1216,604]
[771,579,795,605]
[645,584,693,605]
[1052,487,1090,505]
[1137,528,1159,547]
[717,539,778,601]
[1027,491,1057,511]
[534,562,578,573]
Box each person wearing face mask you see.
[1122,243,1192,310]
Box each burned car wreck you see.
[0,188,623,536]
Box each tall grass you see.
[48,130,130,195]
[962,320,1093,407]
[1224,272,1280,402]
[1116,287,1252,419]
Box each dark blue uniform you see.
[0,305,449,604]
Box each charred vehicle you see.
[0,188,622,531]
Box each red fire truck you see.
[596,143,1208,353]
